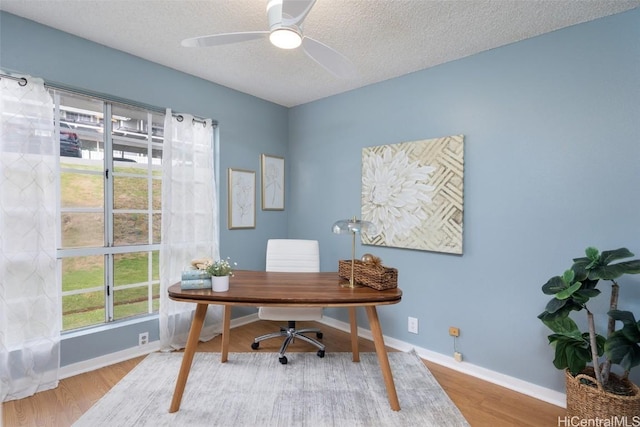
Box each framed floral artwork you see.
[261,154,285,210]
[228,168,256,229]
[361,135,465,254]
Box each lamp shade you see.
[332,218,377,236]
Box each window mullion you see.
[105,254,113,322]
[104,102,114,322]
[53,91,63,252]
[146,112,154,314]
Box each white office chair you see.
[250,239,325,364]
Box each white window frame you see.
[54,89,164,330]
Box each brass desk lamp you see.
[332,216,377,288]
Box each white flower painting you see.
[361,135,464,254]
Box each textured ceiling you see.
[1,0,638,107]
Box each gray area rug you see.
[73,351,469,426]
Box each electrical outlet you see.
[408,317,419,334]
[454,351,463,362]
[138,332,149,346]
[449,326,460,337]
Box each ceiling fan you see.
[181,0,356,79]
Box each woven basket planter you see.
[338,259,398,290]
[565,368,640,418]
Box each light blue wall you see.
[289,8,640,392]
[2,8,639,393]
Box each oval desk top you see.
[168,270,402,307]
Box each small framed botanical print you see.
[261,154,285,210]
[228,168,256,229]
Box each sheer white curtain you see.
[159,110,221,351]
[0,74,60,401]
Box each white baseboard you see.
[59,313,565,409]
[59,341,162,380]
[317,316,566,409]
[59,313,259,380]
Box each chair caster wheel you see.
[251,342,259,350]
[317,349,325,358]
[316,332,323,339]
[279,356,288,364]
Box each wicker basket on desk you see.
[338,259,398,290]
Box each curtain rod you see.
[175,115,214,127]
[0,72,218,127]
[0,73,28,86]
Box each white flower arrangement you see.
[205,257,236,277]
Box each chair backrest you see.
[266,239,319,273]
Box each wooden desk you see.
[167,270,403,412]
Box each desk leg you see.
[365,306,400,411]
[220,305,231,363]
[349,307,359,362]
[169,303,208,413]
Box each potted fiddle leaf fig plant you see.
[538,247,640,418]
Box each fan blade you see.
[302,37,356,79]
[281,0,316,27]
[182,31,269,48]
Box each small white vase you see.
[211,275,230,292]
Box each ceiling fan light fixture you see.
[269,28,302,49]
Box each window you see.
[53,89,164,331]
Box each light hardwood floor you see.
[3,321,564,426]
